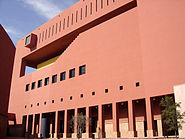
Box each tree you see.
[70,113,91,139]
[160,96,185,139]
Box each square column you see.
[83,107,89,138]
[145,97,154,137]
[38,113,42,138]
[98,104,103,138]
[113,102,119,137]
[32,114,35,136]
[63,110,68,138]
[26,115,29,133]
[54,111,58,138]
[128,100,136,137]
[72,108,78,138]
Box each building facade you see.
[0,24,15,138]
[8,0,185,138]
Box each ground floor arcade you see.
[23,97,164,138]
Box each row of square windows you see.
[25,65,86,91]
[24,82,140,108]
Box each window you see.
[25,35,31,45]
[44,101,46,105]
[31,82,36,90]
[69,68,75,78]
[60,72,66,81]
[26,84,30,91]
[79,65,86,75]
[70,96,72,100]
[45,77,49,86]
[80,94,83,98]
[52,74,57,83]
[38,80,42,88]
[52,100,54,103]
[136,82,140,87]
[25,105,27,108]
[61,98,63,102]
[105,89,108,93]
[31,104,33,107]
[120,86,123,90]
[92,92,95,96]
[37,103,39,106]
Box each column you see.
[63,110,68,138]
[85,107,89,138]
[98,104,103,138]
[113,102,118,137]
[32,114,35,136]
[72,108,78,138]
[128,100,135,137]
[25,115,29,138]
[145,97,154,137]
[50,117,53,138]
[38,113,42,138]
[26,115,29,133]
[54,111,59,138]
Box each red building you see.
[8,0,185,138]
[0,24,15,138]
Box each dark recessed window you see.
[120,86,123,90]
[52,100,54,103]
[25,35,31,45]
[80,94,83,98]
[61,98,63,102]
[79,65,86,75]
[44,101,46,105]
[38,80,42,88]
[60,72,66,81]
[31,82,36,90]
[31,104,33,107]
[92,92,95,96]
[25,105,27,108]
[136,82,140,87]
[26,84,30,91]
[70,96,72,100]
[45,77,49,86]
[52,74,57,83]
[69,68,75,78]
[37,103,39,106]
[105,89,108,93]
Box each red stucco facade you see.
[0,24,15,138]
[8,0,185,138]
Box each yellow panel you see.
[37,56,59,70]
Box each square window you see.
[105,89,108,93]
[80,94,83,98]
[38,80,42,88]
[79,65,86,75]
[52,100,54,103]
[60,72,66,81]
[45,77,49,86]
[70,96,72,100]
[26,84,30,91]
[37,103,39,106]
[52,74,57,83]
[136,82,140,87]
[69,68,75,78]
[25,105,27,108]
[92,92,95,96]
[61,98,63,102]
[44,101,46,105]
[120,86,123,90]
[31,82,36,90]
[25,35,31,45]
[31,104,33,107]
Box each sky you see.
[0,0,79,74]
[0,0,79,45]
